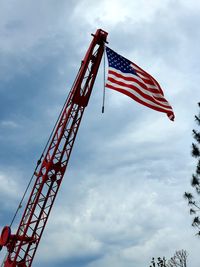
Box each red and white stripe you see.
[106,63,174,121]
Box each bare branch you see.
[166,250,188,267]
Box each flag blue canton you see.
[106,47,137,76]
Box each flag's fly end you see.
[167,112,175,121]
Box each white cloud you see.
[0,169,24,227]
[0,120,19,128]
[73,0,174,28]
[0,171,20,199]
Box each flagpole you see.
[102,45,106,113]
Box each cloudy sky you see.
[0,0,200,266]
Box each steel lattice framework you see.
[0,29,108,267]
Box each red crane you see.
[0,29,108,267]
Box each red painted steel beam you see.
[0,29,108,267]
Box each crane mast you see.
[0,29,108,267]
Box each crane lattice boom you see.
[0,29,108,267]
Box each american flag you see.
[105,47,175,121]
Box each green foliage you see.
[184,103,200,234]
[191,143,200,158]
